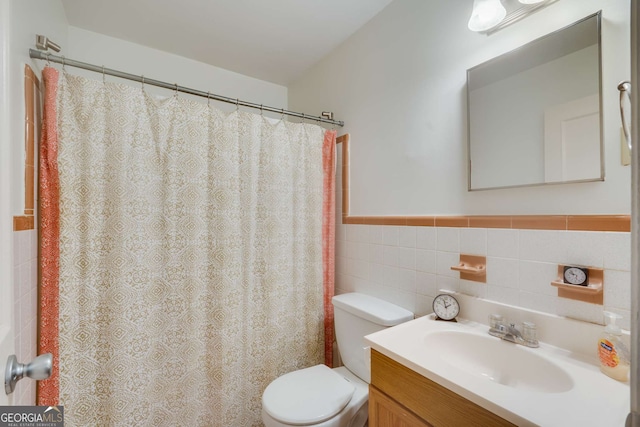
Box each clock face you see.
[432,294,460,321]
[563,266,588,286]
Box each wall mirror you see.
[467,12,602,191]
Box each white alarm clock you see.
[432,294,460,322]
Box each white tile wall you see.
[12,230,38,405]
[335,223,632,329]
[416,227,436,250]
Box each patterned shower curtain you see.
[43,70,334,426]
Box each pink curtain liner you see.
[37,66,60,405]
[322,130,337,367]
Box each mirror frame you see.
[467,11,603,192]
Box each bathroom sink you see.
[423,330,574,393]
[365,294,630,426]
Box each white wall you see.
[66,27,288,116]
[289,0,630,215]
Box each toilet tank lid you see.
[332,293,413,326]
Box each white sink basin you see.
[423,330,574,393]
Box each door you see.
[0,0,15,406]
[543,94,601,183]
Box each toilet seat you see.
[262,364,355,425]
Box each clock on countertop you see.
[432,294,459,322]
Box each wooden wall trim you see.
[13,216,35,231]
[13,65,40,231]
[336,134,630,232]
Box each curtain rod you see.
[29,49,344,127]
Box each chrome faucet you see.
[488,315,539,348]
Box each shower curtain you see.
[38,67,336,426]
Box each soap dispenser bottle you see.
[598,312,630,382]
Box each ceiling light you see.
[468,0,507,32]
[518,0,546,3]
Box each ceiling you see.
[61,0,394,85]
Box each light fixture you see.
[468,0,556,34]
[468,0,507,32]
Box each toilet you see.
[261,293,414,427]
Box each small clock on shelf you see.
[432,294,459,322]
[563,266,589,287]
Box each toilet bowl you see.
[261,293,413,427]
[262,366,368,427]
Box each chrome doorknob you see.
[4,353,53,395]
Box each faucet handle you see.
[488,313,503,329]
[488,314,506,338]
[522,321,539,346]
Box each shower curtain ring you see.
[46,53,51,66]
[207,92,211,107]
[302,113,306,124]
[102,66,106,84]
[174,83,179,97]
[235,98,239,111]
[61,55,66,71]
[141,75,145,90]
[260,104,264,116]
[281,108,285,121]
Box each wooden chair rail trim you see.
[14,65,40,231]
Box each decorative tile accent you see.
[13,216,35,231]
[567,215,631,232]
[342,214,630,232]
[469,216,512,229]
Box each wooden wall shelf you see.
[551,265,603,305]
[451,254,486,283]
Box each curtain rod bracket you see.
[35,35,61,53]
[321,112,334,121]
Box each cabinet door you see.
[371,350,516,427]
[369,386,433,427]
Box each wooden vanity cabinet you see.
[369,349,516,427]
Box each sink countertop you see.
[365,315,630,427]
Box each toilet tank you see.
[332,293,413,383]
